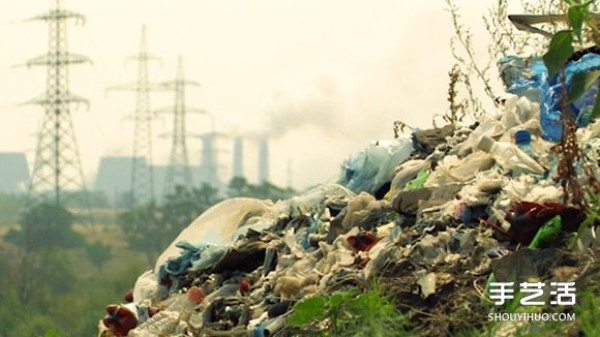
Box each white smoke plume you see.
[267,69,345,138]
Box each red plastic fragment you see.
[347,232,381,252]
[102,304,138,337]
[498,201,585,245]
[239,279,250,295]
[187,285,205,304]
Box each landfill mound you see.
[99,54,600,337]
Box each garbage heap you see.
[99,54,600,337]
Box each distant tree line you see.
[0,177,294,336]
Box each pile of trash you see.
[99,54,600,337]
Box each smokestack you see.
[233,136,244,178]
[200,134,219,186]
[258,137,269,183]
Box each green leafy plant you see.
[568,190,600,249]
[544,0,600,116]
[543,30,575,78]
[577,291,600,337]
[287,294,328,327]
[537,0,600,208]
[528,215,562,248]
[43,329,58,337]
[287,286,410,337]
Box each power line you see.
[108,25,163,207]
[24,0,92,211]
[158,56,206,196]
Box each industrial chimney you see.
[200,134,219,187]
[258,137,269,183]
[233,136,244,179]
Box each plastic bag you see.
[338,137,413,195]
[154,198,274,271]
[501,54,600,142]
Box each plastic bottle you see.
[477,135,544,175]
[514,129,535,158]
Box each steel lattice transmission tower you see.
[109,25,162,206]
[159,56,205,197]
[25,0,92,208]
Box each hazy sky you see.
[0,1,520,190]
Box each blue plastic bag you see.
[499,53,600,142]
[157,240,227,280]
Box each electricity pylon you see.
[158,56,205,197]
[25,0,92,209]
[109,25,162,207]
